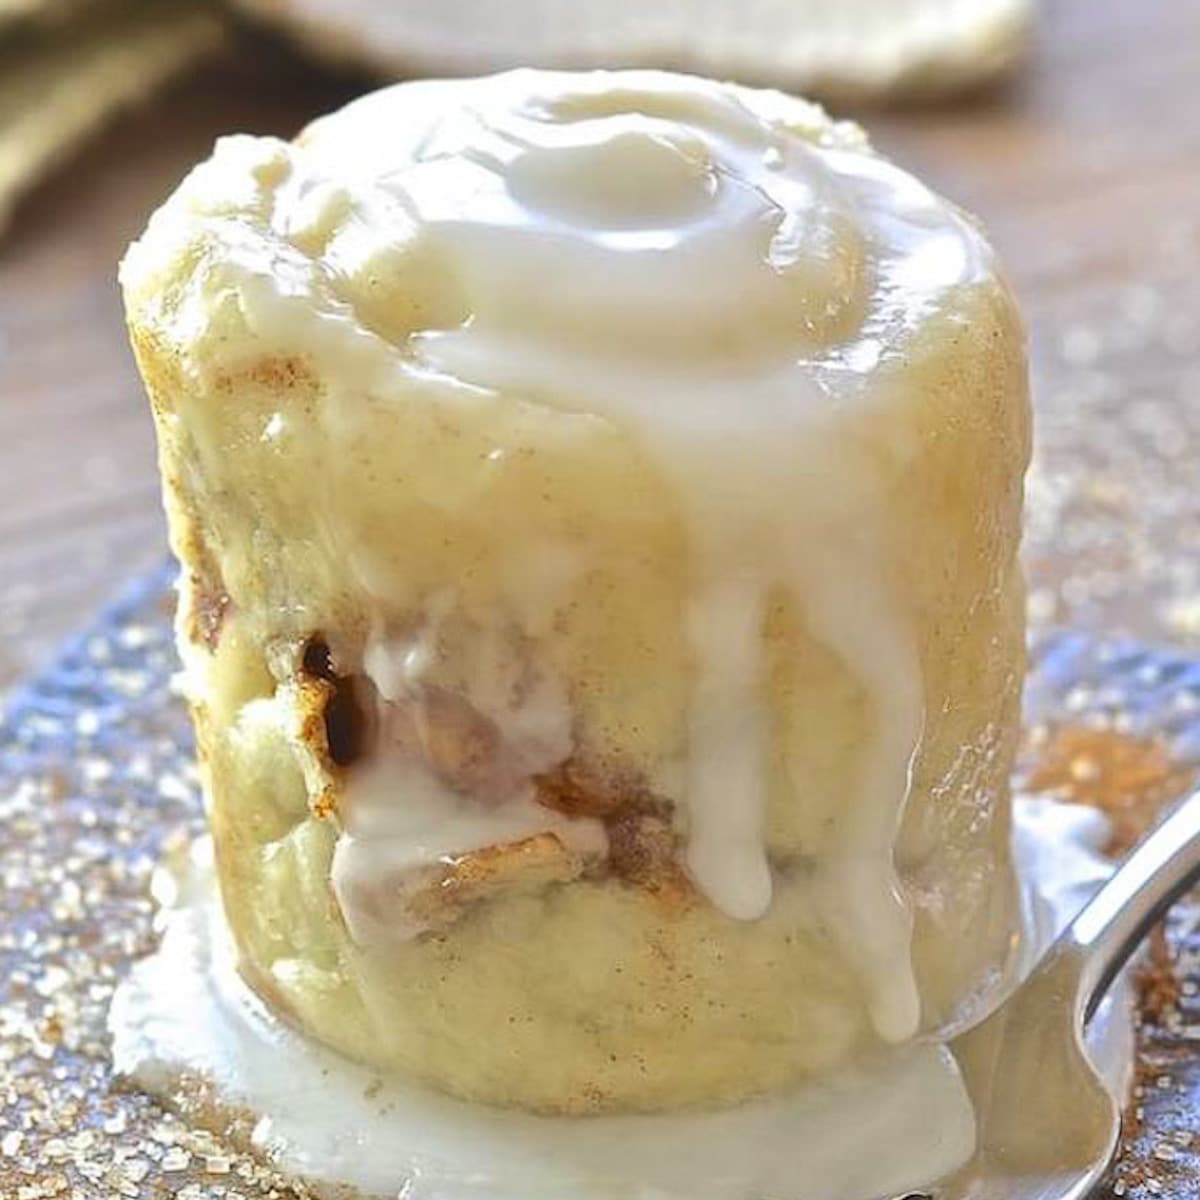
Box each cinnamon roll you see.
[121,69,1030,1114]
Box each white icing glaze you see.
[791,542,924,1042]
[108,798,1135,1200]
[121,70,998,1041]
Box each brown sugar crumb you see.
[1021,724,1198,854]
[607,804,694,907]
[535,757,632,819]
[606,804,674,885]
[1136,924,1181,1026]
[537,759,695,904]
[246,355,312,391]
[213,354,316,396]
[310,785,338,821]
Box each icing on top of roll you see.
[294,73,871,373]
[123,69,999,1045]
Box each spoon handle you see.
[1063,786,1200,1023]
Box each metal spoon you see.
[911,786,1200,1200]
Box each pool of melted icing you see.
[108,796,1134,1200]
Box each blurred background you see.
[0,0,1197,691]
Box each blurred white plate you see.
[232,0,1031,101]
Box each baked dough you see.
[122,69,1030,1113]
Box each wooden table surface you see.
[2,0,1199,691]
